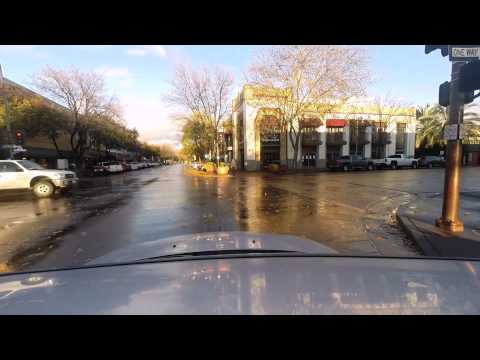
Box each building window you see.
[396,123,407,154]
[327,127,343,134]
[349,121,367,156]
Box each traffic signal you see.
[439,81,450,107]
[425,45,449,57]
[15,130,24,145]
[459,60,480,93]
[438,81,475,107]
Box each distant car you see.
[419,155,445,168]
[372,154,419,170]
[327,155,375,171]
[98,161,123,174]
[191,162,203,170]
[121,162,132,172]
[0,159,78,198]
[129,162,141,171]
[90,163,108,176]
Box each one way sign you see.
[449,46,480,61]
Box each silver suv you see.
[0,160,78,198]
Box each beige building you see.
[231,85,416,171]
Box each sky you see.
[0,45,463,147]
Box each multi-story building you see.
[1,73,137,167]
[230,85,417,171]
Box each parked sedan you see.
[98,161,123,174]
[129,162,142,171]
[121,162,132,172]
[419,155,445,168]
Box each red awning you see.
[326,119,346,127]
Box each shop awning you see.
[326,119,346,127]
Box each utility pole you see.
[435,61,465,232]
[425,45,480,232]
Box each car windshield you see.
[16,160,45,170]
[2,44,480,314]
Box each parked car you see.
[372,154,419,170]
[129,162,142,171]
[0,159,78,198]
[121,162,132,172]
[191,162,203,170]
[327,155,375,171]
[90,163,109,176]
[419,155,445,168]
[98,161,123,174]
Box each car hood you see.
[1,254,480,314]
[29,169,76,177]
[88,231,337,265]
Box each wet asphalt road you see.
[2,164,480,273]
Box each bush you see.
[217,164,230,175]
[205,162,217,173]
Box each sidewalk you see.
[396,192,480,257]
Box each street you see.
[2,165,480,273]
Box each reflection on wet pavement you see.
[4,165,480,273]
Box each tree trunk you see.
[50,135,65,158]
[289,128,301,169]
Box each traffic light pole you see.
[436,61,465,232]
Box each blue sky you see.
[0,45,459,146]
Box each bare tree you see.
[32,66,121,167]
[164,64,234,164]
[247,45,371,167]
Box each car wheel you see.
[343,164,350,172]
[428,163,433,169]
[367,163,374,171]
[33,180,55,198]
[412,162,418,169]
[391,162,397,170]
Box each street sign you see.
[449,46,480,61]
[443,124,464,140]
[459,124,465,139]
[444,124,457,140]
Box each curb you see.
[396,210,437,256]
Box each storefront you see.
[230,85,417,171]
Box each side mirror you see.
[16,168,24,172]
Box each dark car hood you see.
[88,231,337,265]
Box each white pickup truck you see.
[372,154,419,170]
[0,160,78,198]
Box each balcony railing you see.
[302,132,322,146]
[326,132,347,146]
[371,131,391,145]
[350,131,370,145]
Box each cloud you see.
[119,94,182,147]
[95,66,130,78]
[126,45,167,58]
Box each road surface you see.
[2,164,480,273]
